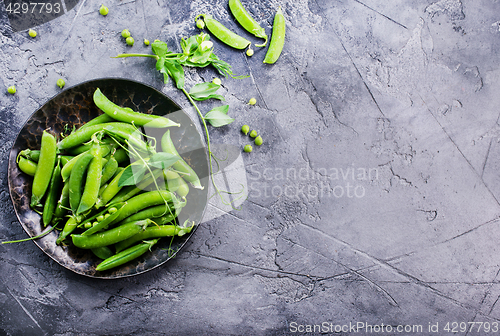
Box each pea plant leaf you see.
[181,35,199,55]
[118,164,148,187]
[152,40,169,58]
[147,152,180,169]
[163,59,185,89]
[204,105,234,127]
[189,82,224,101]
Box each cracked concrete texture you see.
[2,0,500,334]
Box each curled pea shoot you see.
[254,135,263,146]
[121,29,131,38]
[99,5,109,16]
[126,37,135,46]
[244,145,253,153]
[249,130,257,138]
[28,29,37,38]
[7,85,16,94]
[248,97,256,105]
[241,125,249,135]
[56,78,65,89]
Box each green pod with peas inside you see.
[196,14,251,50]
[81,202,125,236]
[108,169,164,204]
[161,130,203,190]
[42,158,62,226]
[17,156,37,176]
[71,219,150,249]
[18,149,40,162]
[93,88,180,128]
[31,130,57,208]
[263,7,286,64]
[57,123,137,150]
[77,113,115,131]
[61,145,112,181]
[228,0,268,47]
[56,216,78,245]
[77,143,103,215]
[96,239,159,271]
[120,201,184,225]
[115,225,192,252]
[100,156,118,186]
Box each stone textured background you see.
[2,0,500,335]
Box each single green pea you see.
[99,4,109,16]
[92,222,99,227]
[144,39,150,46]
[249,130,257,138]
[196,19,205,29]
[28,29,37,38]
[241,125,250,135]
[244,145,253,153]
[56,78,65,89]
[104,213,111,219]
[7,85,16,94]
[246,48,254,57]
[121,29,131,38]
[212,78,222,86]
[248,97,256,105]
[84,222,92,229]
[108,207,117,214]
[126,36,134,46]
[254,135,263,146]
[96,215,105,222]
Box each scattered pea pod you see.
[96,239,159,271]
[263,7,286,64]
[196,14,251,50]
[228,0,267,47]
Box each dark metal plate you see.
[7,78,209,278]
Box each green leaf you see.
[181,36,199,55]
[204,105,234,127]
[156,57,170,84]
[148,152,180,169]
[152,40,169,58]
[164,59,185,89]
[189,82,225,101]
[118,164,147,187]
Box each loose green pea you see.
[241,125,250,135]
[249,130,257,138]
[212,78,221,85]
[126,37,134,46]
[56,78,65,89]
[28,29,37,38]
[196,19,205,29]
[7,85,16,94]
[248,97,256,105]
[244,145,253,153]
[99,5,109,15]
[121,29,131,38]
[144,39,150,46]
[246,48,254,57]
[254,135,263,146]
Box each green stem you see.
[2,224,58,244]
[113,54,159,59]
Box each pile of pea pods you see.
[16,88,201,271]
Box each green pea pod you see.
[176,177,190,198]
[58,123,137,150]
[81,202,125,236]
[113,148,129,164]
[93,88,180,128]
[71,219,150,249]
[110,190,175,225]
[68,152,94,213]
[100,156,118,186]
[18,149,40,162]
[59,155,73,166]
[77,144,103,215]
[31,131,57,208]
[263,7,286,64]
[42,158,62,226]
[78,114,115,132]
[196,14,251,50]
[53,181,70,221]
[56,216,78,245]
[120,200,185,225]
[102,123,150,154]
[164,169,181,192]
[108,169,163,204]
[161,130,203,190]
[17,156,37,176]
[91,246,114,260]
[95,165,129,208]
[228,0,268,47]
[115,225,192,252]
[96,239,159,271]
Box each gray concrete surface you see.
[2,0,500,335]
